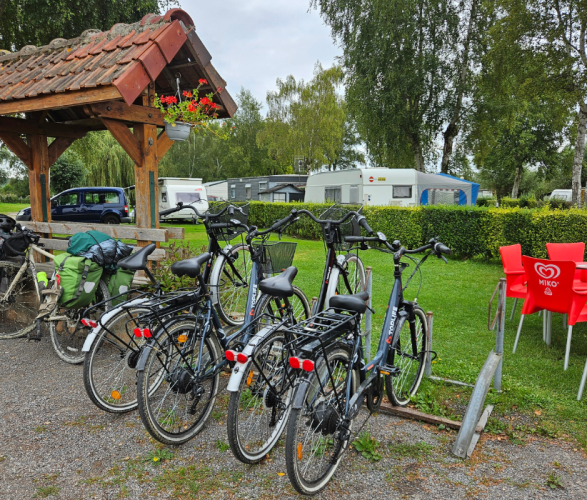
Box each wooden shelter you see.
[0,8,236,240]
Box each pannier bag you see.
[0,214,18,259]
[54,253,104,309]
[1,230,32,258]
[106,268,135,306]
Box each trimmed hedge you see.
[232,201,587,259]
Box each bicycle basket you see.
[253,241,297,275]
[318,204,362,251]
[207,202,249,242]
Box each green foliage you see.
[154,241,206,291]
[144,448,174,466]
[0,192,29,203]
[547,473,563,489]
[387,441,434,460]
[50,149,86,195]
[476,197,497,207]
[352,431,382,461]
[500,197,520,208]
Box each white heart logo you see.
[534,263,560,280]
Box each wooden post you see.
[133,123,159,235]
[28,135,51,224]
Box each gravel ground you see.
[1,337,586,500]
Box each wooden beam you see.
[100,117,142,166]
[378,403,464,431]
[0,132,31,167]
[26,221,171,242]
[90,101,165,127]
[48,137,78,167]
[157,130,174,159]
[0,86,123,116]
[0,116,89,138]
[37,237,167,260]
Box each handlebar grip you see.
[358,217,374,235]
[209,223,232,229]
[344,236,381,243]
[271,214,294,231]
[435,243,451,255]
[159,207,179,216]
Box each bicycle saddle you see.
[171,252,211,278]
[118,243,156,271]
[329,291,369,314]
[259,266,297,298]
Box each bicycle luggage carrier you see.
[285,310,359,358]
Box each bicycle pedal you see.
[378,365,400,376]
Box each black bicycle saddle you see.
[258,266,298,298]
[329,291,369,314]
[171,252,211,278]
[118,243,156,271]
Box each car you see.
[16,187,131,224]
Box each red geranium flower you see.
[200,97,211,106]
[216,87,223,93]
[199,78,208,85]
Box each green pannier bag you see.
[106,268,135,306]
[54,253,104,309]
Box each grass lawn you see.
[163,221,587,448]
[0,202,29,215]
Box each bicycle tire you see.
[0,260,38,339]
[285,344,357,496]
[385,306,428,406]
[325,253,365,309]
[49,279,110,364]
[215,243,252,326]
[136,318,220,445]
[83,306,152,414]
[254,286,311,329]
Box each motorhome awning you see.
[417,172,474,206]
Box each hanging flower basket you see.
[165,121,192,141]
[156,78,228,142]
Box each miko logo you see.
[535,263,560,289]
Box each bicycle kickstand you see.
[27,319,43,342]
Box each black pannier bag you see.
[1,230,32,258]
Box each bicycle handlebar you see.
[159,202,244,220]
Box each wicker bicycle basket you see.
[318,205,362,251]
[253,241,297,275]
[207,202,249,242]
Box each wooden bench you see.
[24,221,184,286]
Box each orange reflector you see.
[246,370,254,386]
[297,442,303,460]
[111,391,121,400]
[177,335,187,343]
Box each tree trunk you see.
[410,135,425,172]
[441,122,458,173]
[511,164,523,198]
[572,103,587,207]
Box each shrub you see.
[500,197,520,208]
[0,192,30,204]
[476,197,497,207]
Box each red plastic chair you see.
[546,242,587,283]
[499,244,527,321]
[519,257,587,399]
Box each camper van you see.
[158,177,209,221]
[304,168,477,206]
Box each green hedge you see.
[226,201,587,259]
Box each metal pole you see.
[494,278,506,392]
[425,311,433,377]
[364,267,373,362]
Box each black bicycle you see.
[284,227,450,495]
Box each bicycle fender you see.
[136,341,156,371]
[292,379,310,410]
[81,298,150,352]
[209,245,232,305]
[226,325,273,392]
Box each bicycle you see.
[284,228,450,495]
[81,202,252,414]
[134,213,311,445]
[226,207,370,464]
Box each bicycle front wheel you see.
[136,318,220,445]
[49,279,110,364]
[215,243,252,326]
[83,306,152,413]
[325,253,365,308]
[285,344,357,496]
[385,306,428,406]
[0,260,38,339]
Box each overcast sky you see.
[180,0,342,112]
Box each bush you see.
[519,195,538,209]
[500,197,520,208]
[476,197,497,207]
[0,192,30,204]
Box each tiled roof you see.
[0,9,234,115]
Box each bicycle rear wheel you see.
[285,344,357,496]
[49,279,110,364]
[83,306,152,413]
[0,260,38,339]
[325,253,365,308]
[136,318,220,445]
[385,306,428,406]
[216,243,252,326]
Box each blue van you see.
[16,187,131,224]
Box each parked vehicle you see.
[16,187,130,224]
[304,168,477,206]
[158,177,209,221]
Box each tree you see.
[327,116,365,170]
[0,0,167,51]
[493,0,587,205]
[50,149,86,195]
[258,64,346,173]
[312,0,488,172]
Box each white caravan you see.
[158,177,209,221]
[304,168,475,206]
[203,180,228,201]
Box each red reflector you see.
[225,350,237,362]
[134,328,142,338]
[142,328,152,339]
[289,357,301,369]
[302,359,315,372]
[81,318,97,328]
[236,353,248,364]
